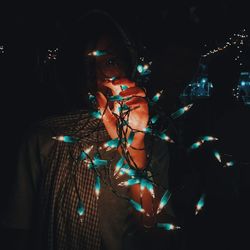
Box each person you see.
[1,10,173,250]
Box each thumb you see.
[96,91,117,139]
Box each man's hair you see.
[56,10,138,110]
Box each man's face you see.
[94,35,129,94]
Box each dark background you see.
[1,1,250,249]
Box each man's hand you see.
[96,78,154,227]
[96,78,149,165]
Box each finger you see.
[103,78,136,96]
[113,78,136,88]
[125,97,148,106]
[120,87,146,98]
[96,92,117,138]
[102,81,122,96]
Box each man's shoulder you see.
[27,109,107,149]
[21,110,90,155]
[38,109,90,130]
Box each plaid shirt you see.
[37,110,112,250]
[3,110,172,250]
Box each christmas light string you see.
[0,45,4,54]
[48,43,250,232]
[202,29,248,67]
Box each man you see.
[2,10,172,250]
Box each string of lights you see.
[202,29,248,68]
[50,49,250,232]
[2,22,249,237]
[0,45,4,54]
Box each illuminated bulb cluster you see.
[142,127,174,143]
[189,136,218,151]
[119,178,140,187]
[103,138,120,150]
[119,170,155,198]
[0,45,4,54]
[118,166,136,177]
[45,48,58,62]
[233,72,250,105]
[203,29,248,68]
[137,63,151,75]
[88,92,96,104]
[114,157,125,176]
[88,154,107,169]
[137,56,152,76]
[80,145,93,160]
[212,151,236,168]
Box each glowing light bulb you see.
[88,92,96,104]
[109,76,117,81]
[195,194,205,215]
[95,176,101,199]
[150,114,159,124]
[93,157,108,167]
[171,104,193,119]
[225,161,234,167]
[143,127,152,133]
[222,161,235,168]
[103,138,120,150]
[140,178,146,192]
[80,145,94,160]
[158,132,174,143]
[77,200,85,216]
[152,90,163,103]
[146,181,155,198]
[88,154,108,169]
[157,223,181,231]
[127,131,135,147]
[52,135,78,143]
[119,178,140,187]
[89,110,102,119]
[121,85,128,91]
[189,140,203,150]
[119,167,136,177]
[137,64,151,75]
[118,104,130,113]
[130,199,145,213]
[88,50,107,56]
[157,190,172,214]
[213,150,222,163]
[108,95,123,102]
[114,157,125,176]
[200,136,218,142]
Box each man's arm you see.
[1,127,54,250]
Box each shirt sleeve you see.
[1,127,54,230]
